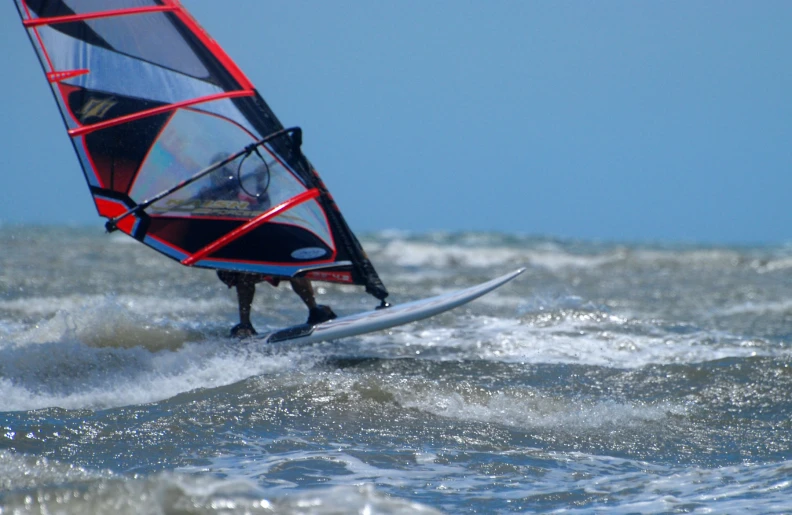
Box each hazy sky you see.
[1,1,790,244]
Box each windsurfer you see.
[203,153,336,337]
[218,271,336,337]
[200,153,270,208]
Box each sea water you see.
[1,225,791,514]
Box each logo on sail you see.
[78,97,118,121]
[291,247,328,260]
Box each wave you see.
[371,236,790,274]
[0,451,441,514]
[0,337,302,411]
[1,305,782,412]
[351,308,782,368]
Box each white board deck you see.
[255,268,525,346]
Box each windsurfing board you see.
[255,268,525,346]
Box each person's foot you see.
[307,305,337,325]
[230,322,257,338]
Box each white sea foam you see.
[0,291,238,351]
[0,451,441,515]
[199,443,463,496]
[543,454,792,514]
[753,256,792,273]
[375,239,753,274]
[353,309,779,368]
[374,238,790,280]
[0,337,304,411]
[379,240,525,269]
[0,451,113,492]
[629,247,744,266]
[247,369,681,436]
[0,287,778,414]
[186,437,792,514]
[486,318,772,368]
[527,249,626,272]
[0,293,231,320]
[715,299,792,316]
[397,387,680,433]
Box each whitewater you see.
[1,226,791,513]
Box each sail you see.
[14,0,388,301]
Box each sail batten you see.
[23,5,178,27]
[15,0,389,301]
[47,69,89,82]
[182,188,322,266]
[68,90,255,137]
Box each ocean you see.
[1,225,791,514]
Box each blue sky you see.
[1,1,790,244]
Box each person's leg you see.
[218,271,258,337]
[232,278,257,336]
[289,277,336,325]
[289,277,317,309]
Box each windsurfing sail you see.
[14,0,388,303]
